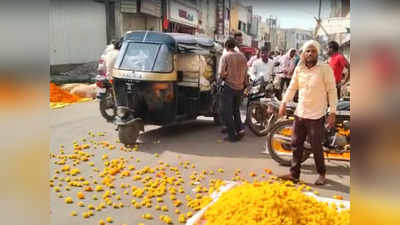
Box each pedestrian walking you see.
[327,41,350,99]
[219,38,248,142]
[278,40,337,185]
[276,48,297,100]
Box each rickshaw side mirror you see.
[177,71,183,82]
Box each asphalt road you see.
[50,100,350,225]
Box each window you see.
[120,43,173,72]
[153,45,173,72]
[238,21,246,32]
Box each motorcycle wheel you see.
[266,119,310,166]
[99,89,116,122]
[247,102,271,136]
[118,124,139,146]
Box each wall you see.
[122,13,161,33]
[285,29,313,50]
[50,0,107,65]
[198,0,217,39]
[230,2,239,31]
[249,15,259,37]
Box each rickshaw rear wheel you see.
[118,124,139,145]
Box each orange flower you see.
[77,192,85,199]
[333,195,344,200]
[49,83,81,103]
[85,186,93,192]
[264,169,273,174]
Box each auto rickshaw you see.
[110,31,223,145]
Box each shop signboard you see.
[169,0,199,27]
[140,0,161,18]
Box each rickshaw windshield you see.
[120,43,173,72]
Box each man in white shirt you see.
[249,46,274,82]
[278,40,337,185]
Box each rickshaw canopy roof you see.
[124,31,177,52]
[123,31,215,54]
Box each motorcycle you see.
[96,75,117,122]
[245,69,296,136]
[266,100,350,166]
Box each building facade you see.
[197,0,217,38]
[50,0,232,71]
[215,0,231,42]
[166,0,199,34]
[257,21,269,48]
[50,0,107,66]
[117,0,163,36]
[230,0,252,46]
[285,28,313,50]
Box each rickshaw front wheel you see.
[118,124,139,145]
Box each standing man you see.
[278,40,337,185]
[327,41,350,99]
[219,38,248,142]
[277,48,297,100]
[220,31,246,135]
[223,32,243,55]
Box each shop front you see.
[167,0,199,34]
[119,0,162,35]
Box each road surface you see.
[50,100,350,225]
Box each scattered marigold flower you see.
[77,192,85,199]
[64,197,73,204]
[264,169,272,174]
[95,185,104,192]
[142,213,153,220]
[333,195,344,200]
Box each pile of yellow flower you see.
[202,181,350,225]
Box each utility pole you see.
[313,0,328,39]
[318,0,322,20]
[105,0,111,44]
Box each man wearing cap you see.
[278,40,337,185]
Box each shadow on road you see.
[300,164,350,194]
[137,118,272,159]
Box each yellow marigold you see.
[143,213,153,220]
[64,197,73,204]
[202,181,350,225]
